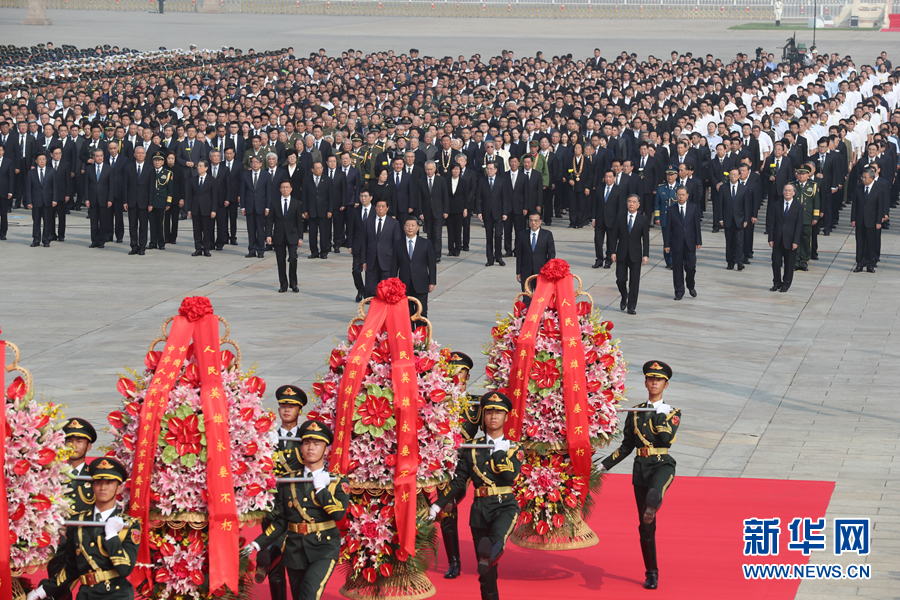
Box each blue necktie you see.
[96,167,101,182]
[409,239,414,259]
[604,187,610,203]
[628,214,633,233]
[784,202,789,217]
[531,232,537,251]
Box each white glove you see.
[312,470,331,492]
[241,541,260,556]
[493,439,511,454]
[655,402,671,415]
[27,587,46,600]
[104,516,125,540]
[428,504,442,521]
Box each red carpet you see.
[248,474,834,600]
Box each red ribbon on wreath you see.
[0,329,12,600]
[504,259,592,492]
[331,278,419,557]
[128,298,240,593]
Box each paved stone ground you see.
[1,9,897,60]
[1,198,898,597]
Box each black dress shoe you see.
[230,239,238,246]
[592,260,602,269]
[744,258,750,264]
[770,284,782,292]
[138,251,145,255]
[257,252,265,258]
[485,260,494,267]
[444,559,461,580]
[192,250,202,257]
[779,285,790,293]
[620,299,627,311]
[737,264,745,271]
[42,242,50,247]
[823,230,830,236]
[503,251,514,257]
[867,266,875,273]
[30,242,40,247]
[128,249,138,255]
[462,246,469,252]
[643,571,659,590]
[308,253,320,259]
[604,261,612,269]
[689,289,697,298]
[726,265,734,270]
[497,258,506,266]
[627,309,637,315]
[97,244,105,249]
[291,286,299,293]
[355,292,364,302]
[0,236,6,240]
[158,245,165,250]
[333,247,341,254]
[203,250,211,257]
[665,264,673,270]
[278,286,287,293]
[436,257,441,263]
[50,235,58,241]
[170,240,177,245]
[674,294,683,301]
[116,239,123,244]
[320,254,328,259]
[214,246,223,251]
[89,243,98,248]
[853,265,863,273]
[245,253,256,258]
[797,266,808,271]
[57,237,64,242]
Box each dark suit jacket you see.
[0,156,15,199]
[47,136,78,167]
[851,181,890,228]
[770,154,794,198]
[813,152,844,191]
[475,176,511,220]
[302,174,335,219]
[343,166,362,207]
[80,138,109,165]
[362,215,402,272]
[208,163,230,211]
[715,182,752,227]
[516,228,556,277]
[739,176,763,219]
[448,175,475,214]
[267,195,304,246]
[26,165,55,208]
[82,162,112,207]
[240,169,273,215]
[594,183,625,227]
[635,155,662,194]
[222,161,242,205]
[326,167,347,211]
[769,198,804,249]
[185,174,219,216]
[106,155,128,201]
[394,234,437,295]
[387,169,417,215]
[416,175,449,219]
[125,161,153,209]
[351,204,376,256]
[506,169,543,214]
[610,211,650,262]
[664,202,702,251]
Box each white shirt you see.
[280,426,298,438]
[94,506,117,523]
[406,235,417,254]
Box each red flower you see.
[513,301,527,317]
[154,570,170,583]
[178,296,214,321]
[535,520,550,535]
[519,464,533,477]
[395,547,410,562]
[345,538,361,554]
[363,567,378,583]
[586,379,602,393]
[436,421,451,435]
[10,504,24,520]
[245,376,266,395]
[525,425,539,438]
[576,301,592,316]
[259,457,274,472]
[539,258,571,281]
[243,441,259,456]
[122,434,135,451]
[145,351,161,371]
[415,356,435,373]
[530,359,560,389]
[349,504,364,518]
[108,411,126,430]
[593,331,610,345]
[385,454,397,467]
[380,563,393,577]
[552,513,566,528]
[239,407,255,422]
[600,354,615,369]
[491,326,502,340]
[31,494,51,511]
[6,377,26,401]
[37,448,56,466]
[565,495,579,508]
[542,319,561,339]
[245,483,264,496]
[180,363,200,388]
[485,364,497,380]
[233,462,248,476]
[13,460,29,476]
[375,278,407,304]
[190,571,206,586]
[312,381,336,400]
[358,395,392,428]
[585,349,598,365]
[601,389,614,402]
[117,377,137,398]
[430,389,447,403]
[125,402,142,418]
[220,350,236,370]
[348,324,362,342]
[159,541,175,557]
[255,414,274,433]
[518,511,533,525]
[329,349,346,370]
[164,415,202,456]
[602,320,614,331]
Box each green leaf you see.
[161,445,178,465]
[180,453,197,468]
[176,404,193,419]
[197,419,205,433]
[353,420,367,435]
[199,448,207,463]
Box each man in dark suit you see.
[737,163,762,261]
[13,121,38,209]
[0,145,16,240]
[707,144,735,232]
[592,170,624,268]
[635,144,661,220]
[769,183,804,292]
[25,154,55,247]
[47,147,72,242]
[185,160,218,257]
[106,141,128,243]
[851,170,889,273]
[715,170,751,270]
[206,150,230,251]
[394,216,437,318]
[664,187,702,300]
[324,155,348,253]
[515,212,556,299]
[813,137,844,235]
[765,142,794,231]
[361,197,402,297]
[221,148,241,246]
[417,161,449,262]
[476,163,511,267]
[388,157,417,218]
[301,161,335,259]
[350,190,376,302]
[457,155,478,252]
[124,146,153,255]
[240,155,272,258]
[83,148,112,248]
[267,180,304,293]
[610,195,650,314]
[340,152,363,247]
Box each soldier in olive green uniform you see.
[654,166,680,268]
[251,420,348,600]
[792,165,820,271]
[33,458,140,600]
[264,385,308,600]
[437,352,475,579]
[360,134,379,188]
[148,151,172,250]
[432,392,522,600]
[600,361,681,591]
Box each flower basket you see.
[311,279,466,600]
[106,297,276,600]
[2,332,72,598]
[482,259,628,550]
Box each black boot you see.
[640,537,658,589]
[441,514,461,579]
[643,487,661,524]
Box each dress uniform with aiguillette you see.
[254,421,349,600]
[654,166,679,268]
[435,392,522,600]
[264,384,309,600]
[600,361,680,591]
[63,418,98,513]
[437,352,475,579]
[39,458,140,600]
[149,151,172,250]
[792,165,819,271]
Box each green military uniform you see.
[359,144,379,187]
[40,458,140,600]
[149,152,172,250]
[438,353,475,579]
[792,168,819,270]
[266,385,308,600]
[527,143,550,189]
[436,393,521,600]
[601,361,681,591]
[255,421,348,600]
[243,146,268,170]
[654,168,680,268]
